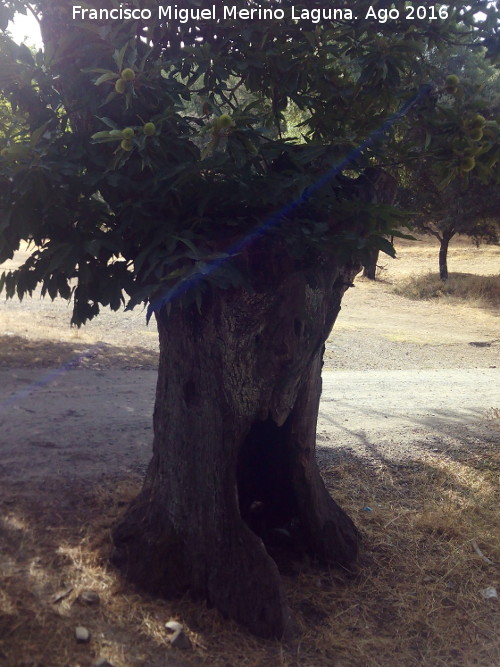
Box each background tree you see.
[354,45,500,281]
[1,0,498,637]
[402,172,500,280]
[400,48,500,280]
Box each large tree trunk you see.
[112,244,360,638]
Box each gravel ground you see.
[1,242,499,482]
[1,365,498,486]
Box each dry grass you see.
[488,408,500,431]
[1,446,499,667]
[393,272,500,309]
[387,236,500,281]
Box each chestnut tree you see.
[1,0,498,637]
[399,49,500,280]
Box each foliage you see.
[399,46,500,259]
[0,0,498,324]
[0,87,27,145]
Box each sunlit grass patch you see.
[393,272,500,309]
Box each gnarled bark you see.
[112,245,360,638]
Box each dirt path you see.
[318,367,500,463]
[1,238,499,483]
[1,239,499,372]
[1,366,498,487]
[325,276,499,371]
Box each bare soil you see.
[0,236,499,666]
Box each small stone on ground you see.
[78,589,101,605]
[165,620,192,649]
[75,626,91,643]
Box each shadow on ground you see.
[1,427,498,666]
[0,334,158,370]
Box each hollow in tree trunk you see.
[112,242,361,638]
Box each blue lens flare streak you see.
[0,343,105,414]
[146,85,430,320]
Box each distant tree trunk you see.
[112,240,361,638]
[362,248,379,280]
[358,168,398,281]
[438,229,455,281]
[439,238,449,281]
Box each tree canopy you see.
[1,1,497,324]
[397,45,500,279]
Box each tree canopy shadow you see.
[1,428,498,666]
[0,334,158,370]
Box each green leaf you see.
[438,169,458,190]
[172,236,198,254]
[17,43,34,66]
[96,117,119,129]
[114,43,128,71]
[91,131,112,140]
[30,121,51,147]
[0,4,11,31]
[387,229,417,241]
[94,71,118,86]
[368,236,396,258]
